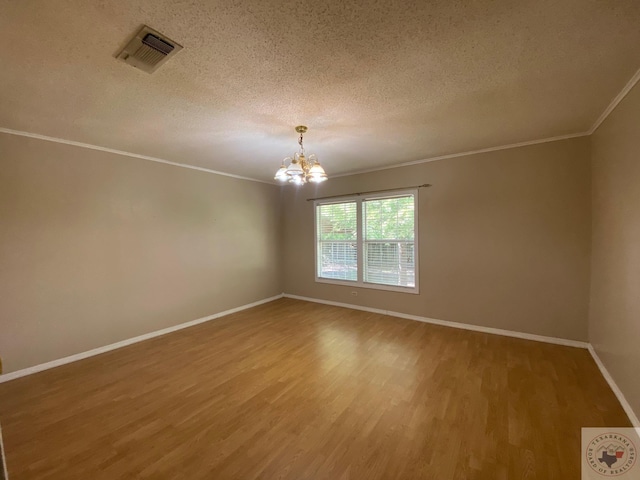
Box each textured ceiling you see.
[1,0,640,182]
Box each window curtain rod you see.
[306,183,432,202]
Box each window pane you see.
[364,242,415,287]
[364,196,414,241]
[317,202,357,241]
[315,193,417,291]
[363,195,415,287]
[317,201,358,281]
[318,242,357,281]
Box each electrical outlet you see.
[351,291,358,296]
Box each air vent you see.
[116,25,182,73]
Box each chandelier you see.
[274,126,328,184]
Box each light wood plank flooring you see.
[0,298,631,479]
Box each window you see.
[315,190,418,293]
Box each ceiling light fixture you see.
[274,126,328,185]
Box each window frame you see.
[314,188,419,294]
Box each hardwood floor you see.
[0,298,631,479]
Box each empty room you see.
[1,1,639,479]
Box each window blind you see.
[363,195,415,287]
[314,190,418,293]
[316,201,358,281]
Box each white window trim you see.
[314,188,419,294]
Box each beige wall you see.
[0,133,282,373]
[282,137,592,341]
[589,81,640,418]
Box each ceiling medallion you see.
[274,126,328,185]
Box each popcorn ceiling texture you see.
[0,0,639,181]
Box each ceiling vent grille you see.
[116,25,182,73]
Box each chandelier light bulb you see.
[274,161,288,181]
[285,159,304,176]
[307,159,327,183]
[290,175,305,185]
[274,126,328,185]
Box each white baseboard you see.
[283,294,640,427]
[587,345,640,427]
[0,294,283,384]
[2,293,636,429]
[283,293,589,349]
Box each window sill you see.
[315,277,420,294]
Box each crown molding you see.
[4,65,639,183]
[330,65,640,180]
[0,127,273,185]
[330,131,590,179]
[588,66,640,135]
